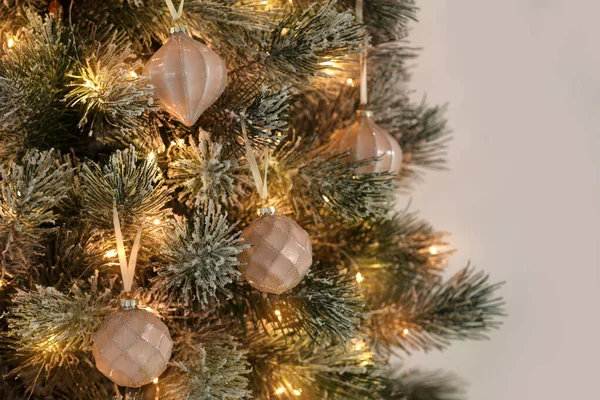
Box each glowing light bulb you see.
[129,71,138,78]
[429,246,438,255]
[104,249,118,258]
[354,341,364,351]
[7,38,14,48]
[153,219,161,225]
[288,0,293,3]
[274,310,281,316]
[361,360,369,366]
[403,328,409,335]
[153,377,159,384]
[0,279,5,288]
[346,78,354,86]
[355,272,364,283]
[84,79,95,89]
[177,138,185,146]
[293,389,302,396]
[148,151,155,160]
[322,195,330,203]
[260,0,268,4]
[276,387,285,395]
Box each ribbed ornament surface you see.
[144,32,227,126]
[92,308,172,388]
[331,111,403,174]
[238,214,312,294]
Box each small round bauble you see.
[92,300,172,388]
[144,27,227,126]
[331,110,403,175]
[238,209,312,295]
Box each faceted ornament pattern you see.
[331,111,403,175]
[239,214,312,294]
[92,308,172,387]
[144,31,227,126]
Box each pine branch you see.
[168,132,249,208]
[381,367,465,400]
[3,273,113,379]
[270,134,396,222]
[66,30,157,145]
[368,266,505,354]
[201,80,290,151]
[246,1,365,84]
[247,330,383,400]
[153,203,248,306]
[162,325,251,400]
[0,149,72,271]
[0,11,74,163]
[219,268,363,342]
[80,146,170,230]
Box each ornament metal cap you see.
[119,299,138,310]
[356,109,374,118]
[170,25,188,34]
[258,206,276,216]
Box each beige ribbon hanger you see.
[164,0,185,21]
[241,119,269,200]
[112,205,144,292]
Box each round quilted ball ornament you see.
[238,209,312,294]
[92,300,172,388]
[144,27,227,126]
[331,110,403,175]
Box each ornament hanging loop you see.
[241,119,269,201]
[112,204,144,293]
[164,0,185,21]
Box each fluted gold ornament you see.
[144,28,227,126]
[331,110,403,175]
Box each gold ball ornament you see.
[92,300,172,388]
[331,110,403,175]
[144,26,227,126]
[238,208,312,294]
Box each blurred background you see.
[405,1,600,398]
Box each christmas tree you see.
[0,1,505,399]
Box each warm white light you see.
[153,377,159,384]
[403,328,409,335]
[322,195,330,203]
[274,310,281,316]
[104,249,118,258]
[361,360,369,366]
[7,38,14,48]
[177,138,185,146]
[293,389,302,396]
[153,219,161,225]
[129,70,138,78]
[354,341,364,351]
[260,0,268,4]
[84,79,95,89]
[429,246,438,255]
[355,272,363,283]
[148,151,155,160]
[0,279,5,288]
[276,387,285,394]
[346,78,354,86]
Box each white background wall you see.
[405,1,600,399]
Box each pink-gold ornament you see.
[144,27,227,126]
[92,300,172,388]
[331,110,403,175]
[238,210,312,294]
